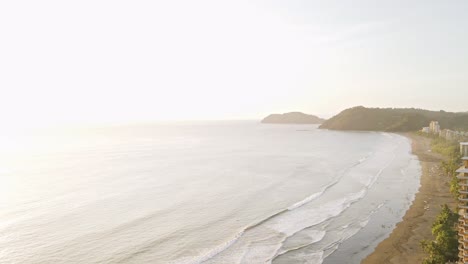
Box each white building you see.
[429,121,441,134]
[462,142,468,157]
[446,129,457,141]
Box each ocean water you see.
[0,121,420,264]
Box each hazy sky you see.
[1,0,468,128]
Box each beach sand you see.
[362,133,456,264]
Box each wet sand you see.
[362,133,456,264]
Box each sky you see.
[1,0,468,128]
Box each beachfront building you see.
[430,121,441,134]
[458,142,468,263]
[441,129,457,141]
[439,129,468,142]
[450,130,458,141]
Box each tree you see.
[421,205,459,264]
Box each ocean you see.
[0,121,420,263]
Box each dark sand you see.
[362,133,456,264]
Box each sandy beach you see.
[362,133,456,264]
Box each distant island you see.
[320,106,468,132]
[261,112,325,124]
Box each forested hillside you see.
[320,106,468,132]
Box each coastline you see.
[362,133,456,264]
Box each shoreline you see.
[362,133,456,264]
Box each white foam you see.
[305,252,325,264]
[350,144,399,188]
[358,152,373,164]
[275,230,326,256]
[287,151,375,212]
[287,191,325,211]
[268,190,367,236]
[302,230,326,245]
[281,251,324,264]
[201,190,367,264]
[171,230,244,264]
[202,135,412,264]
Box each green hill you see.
[261,112,325,124]
[319,106,468,132]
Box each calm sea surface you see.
[0,121,420,263]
